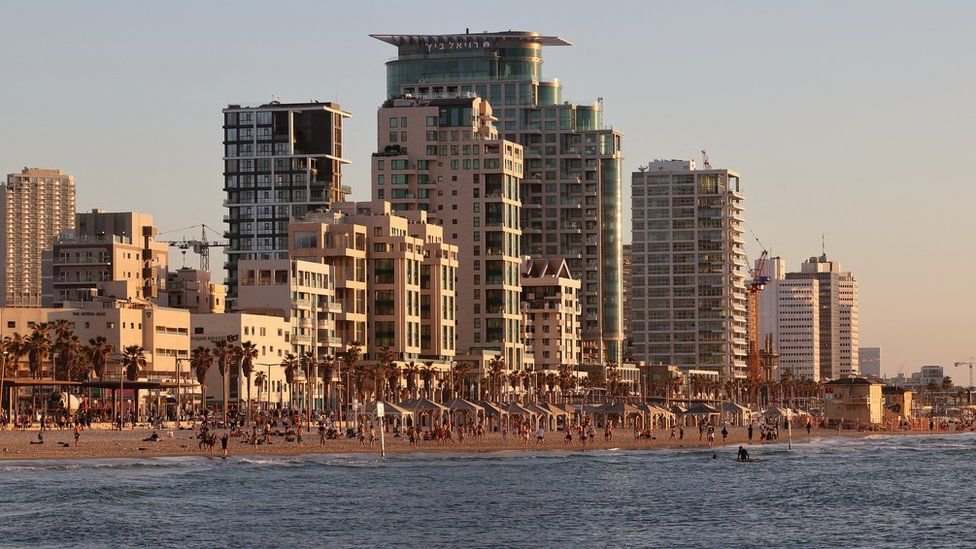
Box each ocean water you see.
[0,433,974,548]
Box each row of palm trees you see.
[0,320,149,422]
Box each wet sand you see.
[0,425,903,462]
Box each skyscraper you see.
[1,168,76,307]
[222,101,350,302]
[787,254,859,379]
[630,159,747,378]
[370,95,525,370]
[371,31,624,364]
[757,257,821,381]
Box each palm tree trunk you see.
[222,372,228,426]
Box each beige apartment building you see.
[521,258,581,373]
[1,168,76,307]
[0,299,190,383]
[236,258,339,359]
[289,201,458,365]
[165,268,226,313]
[45,210,168,307]
[190,312,296,409]
[371,95,524,370]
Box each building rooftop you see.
[371,31,571,47]
[223,101,350,117]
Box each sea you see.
[0,433,973,548]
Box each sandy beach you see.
[0,425,900,462]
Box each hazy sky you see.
[1,1,973,378]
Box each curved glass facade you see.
[600,156,623,363]
[386,48,541,98]
[537,81,561,105]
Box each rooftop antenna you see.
[821,233,826,256]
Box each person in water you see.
[737,445,750,461]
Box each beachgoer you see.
[737,446,750,461]
[747,424,753,441]
[806,421,812,436]
[220,433,229,458]
[721,426,729,444]
[536,426,544,444]
[73,425,80,446]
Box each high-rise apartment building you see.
[859,347,881,378]
[630,160,747,378]
[372,31,625,363]
[521,258,581,373]
[45,210,168,307]
[1,168,76,307]
[222,101,350,301]
[370,96,523,369]
[288,201,459,366]
[622,243,633,361]
[757,254,860,381]
[757,257,821,380]
[786,254,859,379]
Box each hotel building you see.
[630,159,747,378]
[190,312,295,409]
[222,101,350,301]
[372,31,625,364]
[1,168,75,307]
[370,96,522,369]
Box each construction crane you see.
[159,224,227,272]
[701,149,711,169]
[745,234,771,382]
[954,358,975,390]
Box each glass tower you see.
[372,31,624,363]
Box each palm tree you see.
[190,346,213,415]
[87,336,113,381]
[0,336,14,412]
[376,346,396,401]
[213,340,234,425]
[319,355,336,413]
[403,361,420,400]
[254,371,268,408]
[282,353,298,408]
[299,351,317,430]
[26,328,51,380]
[341,342,362,421]
[420,362,436,400]
[120,345,147,424]
[487,357,505,402]
[239,341,259,424]
[452,362,472,400]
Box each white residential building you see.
[630,159,747,378]
[758,254,859,381]
[757,258,820,381]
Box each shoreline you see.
[1,426,955,463]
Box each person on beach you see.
[806,421,812,436]
[721,425,729,445]
[536,426,544,444]
[73,424,80,446]
[679,425,684,440]
[319,424,326,446]
[707,425,715,447]
[220,433,229,458]
[747,423,753,442]
[357,425,366,448]
[564,429,573,444]
[669,427,676,440]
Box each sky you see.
[1,1,973,378]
